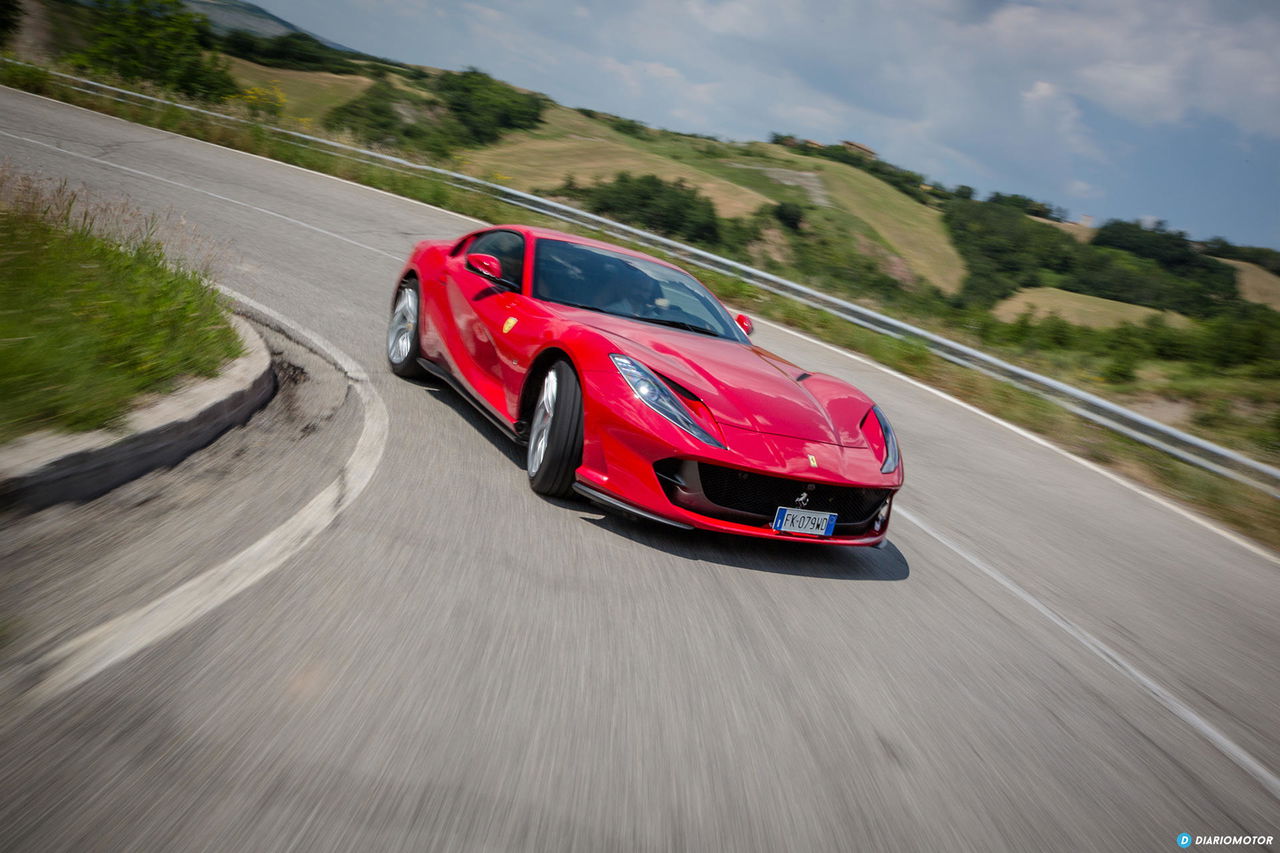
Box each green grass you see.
[0,190,240,443]
[3,63,1277,552]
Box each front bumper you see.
[576,369,901,546]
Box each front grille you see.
[696,463,890,522]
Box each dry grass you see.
[459,106,772,218]
[1214,257,1280,310]
[994,287,1194,328]
[224,56,373,122]
[1029,216,1097,243]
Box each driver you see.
[597,260,657,316]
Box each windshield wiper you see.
[633,316,721,337]
[551,300,721,337]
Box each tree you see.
[72,0,238,101]
[954,185,974,200]
[0,0,23,48]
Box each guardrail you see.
[7,59,1279,497]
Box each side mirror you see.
[735,313,753,336]
[466,253,504,282]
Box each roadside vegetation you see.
[0,0,22,49]
[0,170,240,442]
[2,13,1277,548]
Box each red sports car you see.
[386,225,903,545]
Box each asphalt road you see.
[1,86,1277,851]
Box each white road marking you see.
[897,506,1280,801]
[0,127,403,261]
[756,317,1279,566]
[25,288,390,705]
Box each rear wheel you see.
[527,361,583,497]
[387,279,425,378]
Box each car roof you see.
[487,225,691,276]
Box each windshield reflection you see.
[531,239,746,341]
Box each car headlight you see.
[860,405,900,474]
[610,354,725,449]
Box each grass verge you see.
[0,168,240,443]
[2,61,1276,550]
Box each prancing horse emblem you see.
[794,491,810,508]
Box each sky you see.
[258,0,1280,249]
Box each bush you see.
[1092,219,1237,305]
[773,202,804,231]
[554,172,723,245]
[1101,351,1138,384]
[431,67,545,145]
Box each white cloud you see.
[1066,179,1103,199]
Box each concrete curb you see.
[0,314,276,511]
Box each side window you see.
[467,230,525,286]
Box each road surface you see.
[1,86,1277,851]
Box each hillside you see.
[1214,257,1280,310]
[458,106,772,219]
[225,56,372,121]
[183,0,353,51]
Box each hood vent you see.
[655,371,701,401]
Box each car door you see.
[442,229,536,421]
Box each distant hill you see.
[182,0,354,52]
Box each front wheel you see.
[387,279,425,378]
[527,361,583,497]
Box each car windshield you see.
[532,239,746,342]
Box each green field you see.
[225,56,373,122]
[994,287,1193,328]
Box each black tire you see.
[386,278,426,378]
[526,360,583,497]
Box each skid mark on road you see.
[21,290,389,707]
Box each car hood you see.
[583,315,874,447]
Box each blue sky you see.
[258,0,1280,249]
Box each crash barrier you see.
[7,59,1277,497]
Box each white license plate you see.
[772,507,837,536]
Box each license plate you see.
[772,507,837,537]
